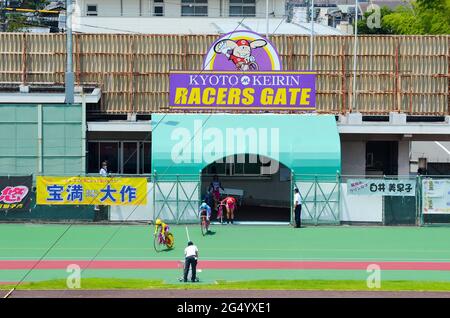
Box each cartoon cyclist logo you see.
[203,30,282,71]
[213,38,267,71]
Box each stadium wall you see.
[0,103,85,179]
[0,33,448,115]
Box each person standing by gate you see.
[94,161,109,215]
[184,241,199,282]
[294,188,302,228]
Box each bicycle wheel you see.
[165,232,174,249]
[153,234,163,253]
[200,216,207,236]
[249,62,259,71]
[217,205,223,224]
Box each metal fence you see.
[152,174,201,223]
[292,174,341,225]
[1,173,450,226]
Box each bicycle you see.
[200,210,210,236]
[237,60,259,71]
[153,227,174,252]
[217,203,225,224]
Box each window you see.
[87,141,151,175]
[229,0,255,17]
[153,0,164,16]
[86,4,98,16]
[203,154,271,176]
[99,142,120,173]
[181,0,208,17]
[122,142,138,174]
[139,142,152,174]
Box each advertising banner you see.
[169,71,316,111]
[347,179,416,196]
[37,176,147,206]
[422,179,450,214]
[0,175,33,211]
[169,30,316,111]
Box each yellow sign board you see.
[37,176,147,206]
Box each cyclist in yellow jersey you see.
[154,218,169,239]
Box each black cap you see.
[188,241,193,246]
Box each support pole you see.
[81,92,86,174]
[352,0,359,112]
[37,104,43,175]
[65,0,74,104]
[290,170,294,225]
[265,0,269,38]
[309,0,314,69]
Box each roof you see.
[44,1,65,11]
[0,84,101,104]
[73,17,346,35]
[360,1,412,11]
[411,142,450,163]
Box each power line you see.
[5,11,255,297]
[59,13,254,296]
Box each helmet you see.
[155,218,162,225]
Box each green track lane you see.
[1,223,450,284]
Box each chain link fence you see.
[1,173,450,226]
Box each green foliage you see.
[4,1,52,32]
[382,0,450,34]
[21,0,50,10]
[4,278,450,291]
[6,13,28,32]
[358,6,395,34]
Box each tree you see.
[3,1,51,31]
[382,0,450,35]
[6,13,28,32]
[21,1,49,10]
[358,6,395,34]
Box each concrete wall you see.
[0,104,84,179]
[340,141,365,176]
[340,184,383,223]
[76,0,284,17]
[122,0,141,16]
[110,182,153,221]
[398,140,411,176]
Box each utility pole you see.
[0,0,7,32]
[309,0,314,70]
[265,0,269,38]
[65,0,74,104]
[352,0,359,112]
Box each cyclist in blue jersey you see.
[199,200,212,233]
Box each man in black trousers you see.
[294,188,302,228]
[183,241,199,282]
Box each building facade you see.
[74,0,286,18]
[0,30,448,223]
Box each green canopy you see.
[152,114,341,180]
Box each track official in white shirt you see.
[294,188,302,228]
[184,241,199,282]
[95,161,109,213]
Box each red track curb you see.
[2,260,450,271]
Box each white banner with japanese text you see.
[347,179,416,196]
